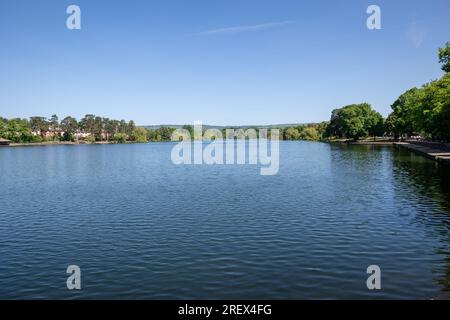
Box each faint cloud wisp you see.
[197,20,295,36]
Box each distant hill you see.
[142,123,314,130]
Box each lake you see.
[0,142,449,299]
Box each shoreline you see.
[325,138,395,146]
[394,142,450,166]
[5,139,394,147]
[5,141,142,147]
[327,139,450,165]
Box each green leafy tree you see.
[86,134,96,143]
[130,127,148,142]
[385,113,400,139]
[118,120,128,136]
[438,42,450,73]
[158,127,175,141]
[127,120,136,137]
[418,73,450,140]
[103,118,121,141]
[147,129,161,141]
[0,117,8,138]
[300,127,320,141]
[335,103,380,140]
[79,114,96,135]
[315,121,329,139]
[326,108,345,138]
[285,127,300,140]
[29,116,49,138]
[4,118,34,143]
[49,114,59,132]
[93,116,103,141]
[182,125,194,139]
[276,128,285,140]
[385,88,420,138]
[60,116,78,141]
[114,132,127,143]
[367,111,385,140]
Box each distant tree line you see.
[0,114,147,143]
[1,44,449,144]
[147,127,176,142]
[152,123,330,142]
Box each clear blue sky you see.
[1,0,449,125]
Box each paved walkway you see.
[395,142,450,165]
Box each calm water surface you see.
[0,142,449,299]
